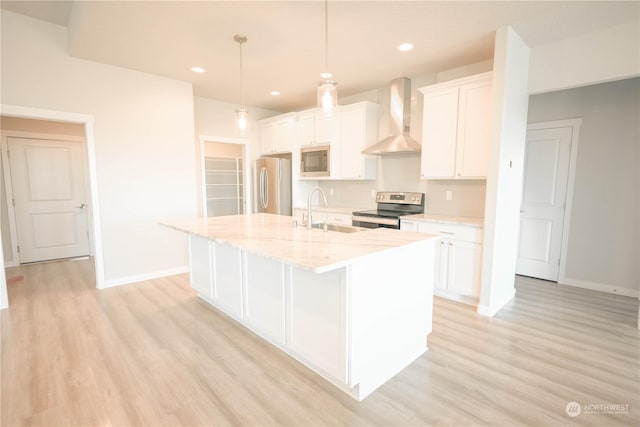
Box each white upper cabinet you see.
[296,103,378,180]
[419,72,493,179]
[339,102,378,180]
[296,109,341,147]
[259,112,296,155]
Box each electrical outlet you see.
[329,188,334,196]
[446,190,453,201]
[370,189,376,198]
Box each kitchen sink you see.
[312,223,366,233]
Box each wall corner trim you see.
[477,289,516,317]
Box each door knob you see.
[75,203,86,209]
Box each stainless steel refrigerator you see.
[255,157,292,215]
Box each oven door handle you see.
[351,215,399,227]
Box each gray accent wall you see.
[528,77,639,293]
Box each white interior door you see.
[516,127,572,281]
[8,137,90,263]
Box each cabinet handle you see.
[449,242,453,246]
[440,231,455,235]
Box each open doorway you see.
[199,136,250,217]
[1,117,93,265]
[516,119,581,283]
[0,105,105,309]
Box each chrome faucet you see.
[307,187,328,229]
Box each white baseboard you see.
[477,289,516,317]
[3,260,19,268]
[100,266,189,289]
[561,278,639,299]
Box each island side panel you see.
[188,235,213,300]
[244,253,286,346]
[286,267,348,385]
[349,239,435,400]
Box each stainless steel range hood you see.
[362,77,421,155]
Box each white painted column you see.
[478,26,531,317]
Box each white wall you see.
[1,11,197,286]
[479,26,530,317]
[529,20,640,95]
[528,78,639,294]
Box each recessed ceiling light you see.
[191,66,205,73]
[397,43,414,52]
[270,91,281,96]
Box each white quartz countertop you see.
[401,213,484,228]
[161,213,437,273]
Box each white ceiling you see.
[2,1,638,112]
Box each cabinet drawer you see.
[417,222,483,243]
[326,213,351,225]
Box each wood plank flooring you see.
[2,259,638,426]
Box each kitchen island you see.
[162,213,437,401]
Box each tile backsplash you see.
[318,156,486,218]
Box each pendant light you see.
[234,34,249,136]
[317,0,337,114]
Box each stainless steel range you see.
[352,192,425,229]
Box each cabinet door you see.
[244,254,285,345]
[447,240,482,297]
[434,239,449,291]
[339,107,365,179]
[261,122,276,155]
[315,113,339,145]
[421,87,459,178]
[456,80,492,178]
[212,243,243,320]
[188,235,213,299]
[275,117,294,153]
[287,267,347,383]
[297,114,315,146]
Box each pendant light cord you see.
[234,34,247,109]
[324,0,329,75]
[239,40,244,108]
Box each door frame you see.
[0,104,105,303]
[199,135,251,216]
[2,132,90,265]
[525,118,582,284]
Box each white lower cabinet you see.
[286,268,347,383]
[244,254,286,346]
[401,219,483,302]
[188,235,213,299]
[211,243,243,320]
[437,238,482,298]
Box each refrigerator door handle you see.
[263,168,269,209]
[258,168,264,209]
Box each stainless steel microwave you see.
[300,145,330,177]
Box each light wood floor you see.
[2,259,638,426]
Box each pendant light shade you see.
[235,107,249,136]
[234,34,249,136]
[317,0,337,113]
[317,78,337,113]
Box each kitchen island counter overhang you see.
[161,213,438,401]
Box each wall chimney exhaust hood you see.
[362,77,421,155]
